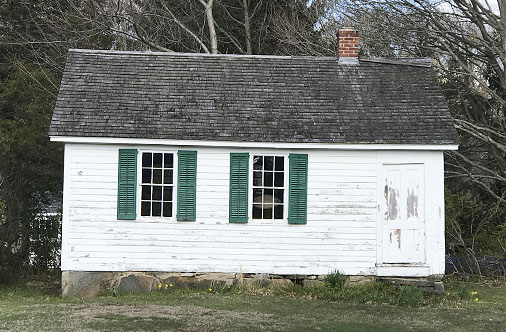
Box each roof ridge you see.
[360,57,432,68]
[67,49,333,60]
[68,49,432,67]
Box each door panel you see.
[382,164,425,263]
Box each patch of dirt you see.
[70,303,280,331]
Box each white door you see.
[381,164,425,263]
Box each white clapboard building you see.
[49,29,459,295]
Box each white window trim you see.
[136,148,178,222]
[247,153,289,225]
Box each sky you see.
[439,0,499,14]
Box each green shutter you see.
[177,150,197,221]
[288,153,308,224]
[117,149,137,220]
[229,153,249,223]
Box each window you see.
[140,152,174,217]
[117,149,197,221]
[252,155,285,219]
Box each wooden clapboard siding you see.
[61,143,445,276]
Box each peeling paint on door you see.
[388,229,402,249]
[394,229,401,249]
[407,188,418,218]
[384,180,399,221]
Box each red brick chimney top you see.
[338,28,359,64]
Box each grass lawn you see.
[0,275,505,332]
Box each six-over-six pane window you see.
[140,152,174,217]
[252,155,285,220]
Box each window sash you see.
[136,150,177,219]
[251,154,287,221]
[139,152,175,218]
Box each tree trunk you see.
[242,0,252,54]
[498,0,506,91]
[204,0,218,54]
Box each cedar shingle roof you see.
[49,49,459,145]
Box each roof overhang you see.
[50,136,459,151]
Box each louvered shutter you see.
[288,153,308,224]
[229,153,249,223]
[177,150,197,221]
[117,149,137,220]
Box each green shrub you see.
[324,270,347,291]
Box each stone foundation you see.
[61,271,442,297]
[62,271,316,297]
[377,275,445,294]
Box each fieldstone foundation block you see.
[62,271,114,297]
[117,275,149,294]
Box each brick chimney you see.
[338,28,359,65]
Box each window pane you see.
[252,204,262,219]
[163,187,173,202]
[164,169,173,184]
[153,153,163,168]
[263,204,273,219]
[141,201,150,216]
[253,188,262,204]
[152,202,162,216]
[163,202,172,217]
[274,205,283,219]
[142,153,152,167]
[153,169,162,184]
[275,156,284,171]
[253,171,262,186]
[264,156,274,170]
[152,186,162,200]
[274,189,284,203]
[141,185,151,200]
[264,172,273,187]
[264,189,273,203]
[142,169,151,183]
[253,156,263,170]
[164,153,173,168]
[274,172,284,187]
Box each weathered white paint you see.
[50,136,459,151]
[381,164,425,264]
[61,143,446,277]
[376,151,445,277]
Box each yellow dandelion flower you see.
[158,283,162,289]
[208,288,212,292]
[169,283,173,287]
[474,298,479,302]
[165,283,168,289]
[471,291,478,295]
[447,292,450,296]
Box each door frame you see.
[375,151,446,277]
[380,163,425,263]
[376,152,431,269]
